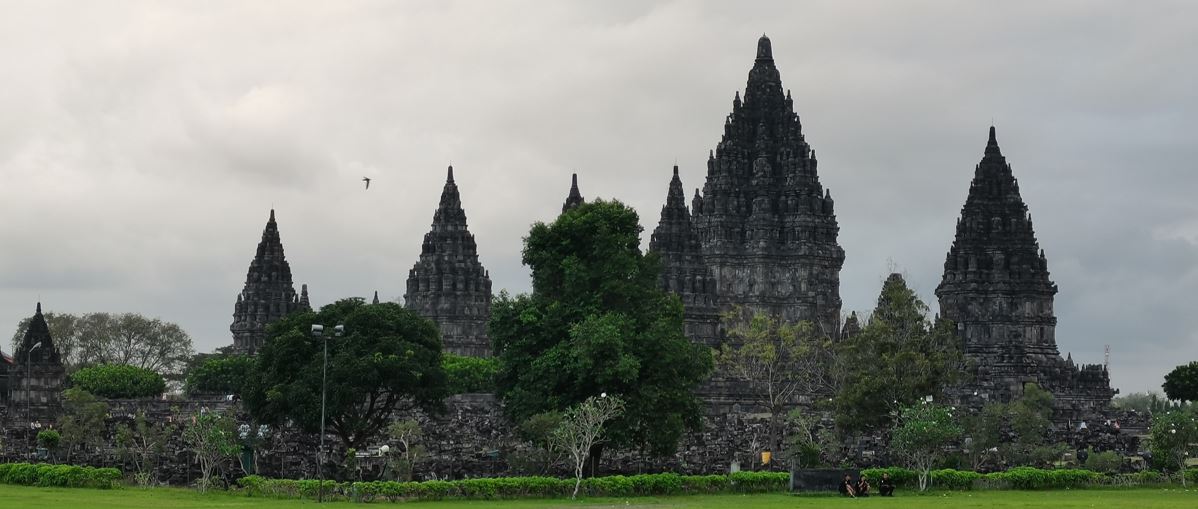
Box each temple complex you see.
[679,35,845,338]
[230,210,310,354]
[404,166,494,357]
[936,127,1114,415]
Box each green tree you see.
[1163,362,1198,403]
[70,364,166,398]
[442,354,497,394]
[11,312,193,375]
[385,419,425,481]
[715,311,832,456]
[834,273,963,433]
[116,411,175,487]
[58,388,109,462]
[518,411,564,474]
[962,401,1006,471]
[492,200,712,464]
[1148,408,1198,486]
[1003,383,1061,467]
[551,394,625,499]
[244,298,448,449]
[184,354,255,396]
[891,402,963,491]
[1112,391,1161,414]
[182,409,239,493]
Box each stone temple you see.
[230,209,310,354]
[404,166,494,357]
[936,127,1114,413]
[652,35,845,339]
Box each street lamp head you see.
[600,392,607,398]
[311,324,324,337]
[334,324,345,337]
[380,444,390,455]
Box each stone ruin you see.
[0,35,1128,479]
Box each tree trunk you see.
[585,443,604,478]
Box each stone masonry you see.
[404,166,494,357]
[230,209,310,354]
[936,127,1115,418]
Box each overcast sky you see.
[1,1,1195,395]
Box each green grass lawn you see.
[1,485,1196,509]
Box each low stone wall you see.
[0,393,1140,485]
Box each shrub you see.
[184,355,254,396]
[442,354,498,394]
[36,430,61,450]
[985,467,1100,489]
[0,462,121,489]
[1081,448,1122,474]
[930,469,981,490]
[70,364,165,399]
[238,471,789,501]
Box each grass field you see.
[2,486,1196,508]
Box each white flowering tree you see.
[550,394,625,499]
[891,402,963,491]
[1148,409,1198,486]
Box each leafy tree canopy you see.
[1163,361,1198,403]
[70,364,166,399]
[244,298,448,449]
[834,273,963,434]
[442,354,497,394]
[184,354,255,396]
[10,312,194,376]
[492,199,712,457]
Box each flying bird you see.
[362,177,371,190]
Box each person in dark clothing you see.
[838,473,857,497]
[856,476,871,497]
[879,472,896,496]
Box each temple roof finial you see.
[673,165,679,177]
[447,165,455,184]
[756,34,773,61]
[36,301,42,314]
[269,209,275,222]
[372,290,380,305]
[563,173,584,213]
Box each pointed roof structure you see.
[649,166,720,345]
[562,173,584,213]
[16,302,61,365]
[231,209,308,354]
[686,34,845,333]
[405,166,494,357]
[936,126,1113,408]
[372,291,380,305]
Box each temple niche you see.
[404,166,494,358]
[936,127,1114,418]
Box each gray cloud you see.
[1,0,1195,395]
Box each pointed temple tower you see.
[936,127,1114,415]
[405,166,494,357]
[230,210,310,354]
[562,173,584,213]
[649,166,720,345]
[11,303,65,422]
[686,35,845,335]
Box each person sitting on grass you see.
[879,472,895,497]
[856,476,871,497]
[839,473,857,497]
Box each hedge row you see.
[0,463,123,489]
[859,466,1198,491]
[238,471,790,501]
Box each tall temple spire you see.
[372,291,380,305]
[562,173,584,213]
[231,209,305,354]
[683,35,844,334]
[649,165,719,345]
[936,126,1113,409]
[405,165,494,357]
[16,302,60,365]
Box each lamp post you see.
[312,323,344,503]
[25,341,43,429]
